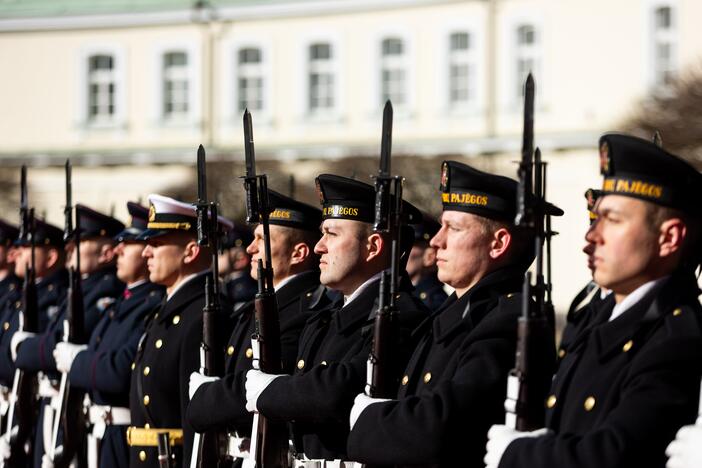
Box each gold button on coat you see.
[139,450,146,461]
[622,340,633,352]
[401,375,409,386]
[423,372,432,384]
[155,339,163,349]
[320,361,327,366]
[172,315,180,325]
[246,348,253,358]
[419,292,427,300]
[558,349,566,358]
[673,308,682,316]
[131,362,135,370]
[297,359,305,370]
[584,396,596,411]
[3,322,9,331]
[227,346,235,356]
[546,395,557,408]
[143,366,150,376]
[143,395,150,406]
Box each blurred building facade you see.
[0,0,700,312]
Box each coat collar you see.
[158,273,206,323]
[334,277,381,334]
[432,264,525,343]
[275,270,321,310]
[115,281,164,320]
[590,271,699,361]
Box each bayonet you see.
[515,73,535,228]
[64,160,73,242]
[243,109,261,224]
[374,100,394,232]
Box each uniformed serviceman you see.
[245,174,429,464]
[345,161,562,467]
[0,220,20,312]
[0,220,21,428]
[47,202,165,468]
[127,194,234,467]
[0,218,68,466]
[218,224,257,310]
[187,190,324,463]
[566,189,607,320]
[406,212,447,311]
[12,205,125,467]
[485,133,702,468]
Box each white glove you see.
[484,424,551,468]
[0,435,10,461]
[349,393,391,430]
[10,331,36,362]
[666,423,702,468]
[245,369,283,413]
[189,372,219,400]
[41,453,55,468]
[53,342,88,373]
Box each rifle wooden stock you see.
[251,287,288,468]
[158,432,174,468]
[51,268,88,468]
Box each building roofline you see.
[0,0,463,32]
[0,131,602,167]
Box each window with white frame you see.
[380,37,407,106]
[308,42,335,113]
[652,5,676,87]
[515,24,539,99]
[237,47,264,112]
[448,32,475,108]
[162,51,189,119]
[87,54,116,123]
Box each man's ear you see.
[489,228,512,260]
[659,218,686,258]
[98,243,116,265]
[290,242,310,266]
[422,246,437,268]
[366,232,384,262]
[183,240,202,264]
[46,247,60,269]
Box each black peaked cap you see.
[114,202,149,242]
[267,189,322,232]
[315,174,422,225]
[15,218,64,248]
[74,204,125,240]
[598,133,702,215]
[413,211,440,244]
[221,223,254,249]
[0,219,19,246]
[440,160,563,221]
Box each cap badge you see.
[148,204,156,222]
[440,162,449,191]
[599,141,611,175]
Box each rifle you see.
[158,432,174,468]
[505,74,556,431]
[49,160,88,468]
[189,145,230,468]
[243,109,289,468]
[365,100,403,400]
[2,166,39,467]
